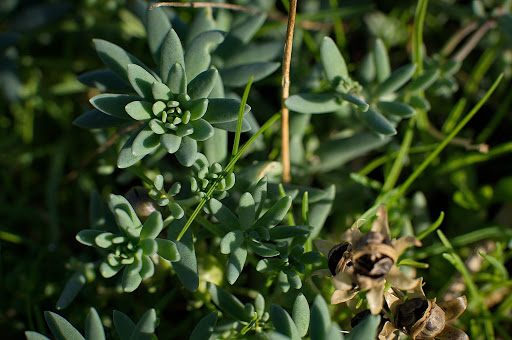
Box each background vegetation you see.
[2,0,512,339]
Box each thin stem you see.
[390,73,503,203]
[232,76,253,159]
[412,0,429,76]
[440,21,478,57]
[151,2,328,30]
[281,0,297,184]
[453,19,496,62]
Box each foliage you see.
[2,0,512,339]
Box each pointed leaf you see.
[93,39,151,83]
[185,30,225,81]
[220,230,245,254]
[373,64,417,98]
[187,69,218,100]
[224,41,283,67]
[207,282,251,322]
[74,109,129,129]
[359,108,397,135]
[146,7,172,65]
[254,196,292,229]
[253,177,268,218]
[113,311,136,340]
[167,62,187,94]
[44,311,85,340]
[310,295,330,340]
[118,129,145,168]
[140,211,163,239]
[292,293,310,337]
[285,93,343,114]
[130,309,157,340]
[227,246,247,284]
[345,315,380,340]
[78,69,132,92]
[86,308,106,340]
[321,36,348,84]
[377,101,415,117]
[160,29,185,84]
[308,185,335,239]
[155,239,180,262]
[271,304,300,340]
[209,198,240,231]
[373,39,390,83]
[127,64,158,99]
[203,98,250,123]
[238,192,256,230]
[90,94,141,120]
[220,62,280,87]
[269,225,312,240]
[152,82,171,101]
[175,136,197,167]
[56,272,86,310]
[125,101,153,121]
[169,218,199,291]
[25,332,50,340]
[189,311,218,340]
[131,126,160,157]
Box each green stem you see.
[231,76,253,159]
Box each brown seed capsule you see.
[327,241,353,276]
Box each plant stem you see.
[453,19,496,62]
[281,0,297,184]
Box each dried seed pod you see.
[327,241,353,276]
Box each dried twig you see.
[281,0,297,184]
[151,1,330,30]
[427,122,489,153]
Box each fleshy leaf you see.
[85,308,106,340]
[341,93,369,111]
[189,119,213,141]
[188,99,209,120]
[220,62,280,87]
[377,101,415,117]
[285,93,343,114]
[118,129,145,168]
[125,101,153,121]
[44,312,85,340]
[344,315,380,340]
[189,311,218,340]
[139,239,158,255]
[74,109,130,129]
[156,239,180,262]
[269,225,311,240]
[160,133,182,154]
[90,94,141,120]
[152,82,171,101]
[187,69,218,100]
[359,108,397,135]
[25,331,50,340]
[211,118,251,132]
[271,304,300,340]
[405,69,440,93]
[122,265,143,292]
[99,261,123,278]
[140,211,163,240]
[56,271,86,310]
[140,255,155,280]
[209,198,240,231]
[108,194,141,230]
[292,293,310,337]
[146,6,172,65]
[185,30,225,81]
[76,229,105,246]
[310,295,330,340]
[131,126,160,157]
[93,39,151,84]
[160,29,185,84]
[78,69,132,93]
[247,239,279,257]
[373,63,417,98]
[227,246,247,284]
[167,62,187,94]
[238,192,256,230]
[175,136,197,167]
[220,230,245,254]
[131,309,158,339]
[127,64,158,100]
[113,310,136,340]
[203,98,250,123]
[321,36,348,84]
[254,196,292,229]
[169,218,199,291]
[373,39,390,83]
[207,282,251,322]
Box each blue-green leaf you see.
[85,308,105,340]
[247,239,279,257]
[254,196,292,229]
[131,309,157,340]
[185,30,225,81]
[292,293,310,337]
[74,109,129,129]
[209,198,240,231]
[56,271,86,310]
[189,119,214,141]
[76,230,104,246]
[160,29,185,84]
[345,315,380,340]
[203,98,251,123]
[122,265,143,293]
[405,69,440,93]
[131,126,159,157]
[175,136,197,167]
[44,311,85,340]
[125,101,153,121]
[321,36,348,84]
[118,129,145,169]
[25,331,50,340]
[169,218,199,291]
[220,230,245,254]
[359,108,397,135]
[139,239,158,255]
[373,39,390,83]
[160,133,182,154]
[310,295,330,340]
[90,94,141,120]
[377,101,415,117]
[155,239,180,262]
[187,69,218,100]
[211,118,251,132]
[253,177,268,218]
[78,69,132,93]
[373,64,417,98]
[93,39,151,84]
[271,304,300,340]
[308,185,335,239]
[140,211,163,240]
[269,225,311,240]
[113,311,136,340]
[146,7,172,66]
[326,324,344,340]
[167,62,187,94]
[220,62,280,87]
[108,194,141,230]
[127,64,158,100]
[189,311,218,340]
[207,282,251,322]
[139,255,155,280]
[341,93,369,111]
[285,93,342,114]
[227,246,247,284]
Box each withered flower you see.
[313,206,422,314]
[383,279,469,340]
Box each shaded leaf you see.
[220,230,245,254]
[78,69,132,93]
[207,282,251,322]
[254,196,292,229]
[209,199,240,232]
[25,332,50,340]
[374,63,417,98]
[85,308,105,340]
[113,311,136,340]
[285,93,342,114]
[345,315,380,340]
[373,39,390,83]
[167,62,187,94]
[189,311,218,340]
[271,304,300,340]
[185,30,225,81]
[44,311,85,340]
[187,69,218,100]
[127,64,158,100]
[90,94,141,120]
[189,119,214,141]
[56,271,86,310]
[125,101,153,121]
[359,108,397,135]
[203,98,250,123]
[169,218,199,291]
[160,29,185,84]
[73,109,130,129]
[160,133,182,154]
[131,126,160,157]
[118,129,145,169]
[146,6,172,66]
[405,69,440,93]
[310,295,330,340]
[220,62,280,87]
[377,101,415,117]
[247,239,279,257]
[321,36,348,84]
[156,239,180,262]
[292,293,310,337]
[131,309,157,340]
[227,246,247,284]
[175,136,197,167]
[269,225,311,240]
